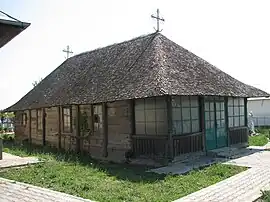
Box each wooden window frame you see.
[22,113,27,126]
[228,97,245,128]
[36,109,42,131]
[93,104,103,132]
[172,96,200,135]
[62,106,72,133]
[134,97,167,135]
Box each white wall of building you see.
[248,98,270,126]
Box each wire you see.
[0,10,22,23]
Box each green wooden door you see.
[205,99,216,150]
[205,97,227,150]
[216,99,227,148]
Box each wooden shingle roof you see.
[6,32,269,111]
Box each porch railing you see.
[173,132,203,156]
[229,127,248,145]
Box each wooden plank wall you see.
[44,107,58,148]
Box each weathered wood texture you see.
[132,135,168,158]
[14,110,29,142]
[173,132,204,156]
[106,100,132,162]
[229,126,248,145]
[30,110,42,145]
[44,107,58,148]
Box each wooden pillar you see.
[244,98,248,126]
[102,103,108,157]
[199,96,205,151]
[130,99,135,136]
[166,95,173,161]
[42,108,46,146]
[225,97,229,146]
[57,106,62,149]
[29,109,32,145]
[76,105,81,153]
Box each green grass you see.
[0,143,247,202]
[249,134,269,146]
[261,190,270,202]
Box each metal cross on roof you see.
[151,9,165,32]
[63,45,73,59]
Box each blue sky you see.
[1,0,270,109]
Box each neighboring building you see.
[0,17,30,48]
[5,32,269,163]
[248,97,270,126]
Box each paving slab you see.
[0,177,93,202]
[0,152,40,169]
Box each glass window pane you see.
[145,109,155,122]
[190,96,198,107]
[228,107,234,116]
[135,110,145,122]
[228,98,234,106]
[234,116,240,127]
[221,119,226,128]
[233,98,239,106]
[221,103,224,110]
[221,111,225,119]
[239,98,244,106]
[206,121,210,129]
[181,96,190,107]
[234,106,239,116]
[146,122,156,134]
[204,102,210,111]
[173,120,182,134]
[239,106,245,115]
[135,99,144,110]
[216,111,221,120]
[145,98,155,109]
[229,117,234,127]
[210,120,215,128]
[192,120,199,132]
[205,112,210,121]
[156,109,167,122]
[191,107,199,119]
[240,116,245,126]
[210,102,214,111]
[172,96,181,107]
[155,97,166,109]
[172,108,182,121]
[182,108,191,120]
[183,120,191,134]
[156,122,167,134]
[216,102,220,110]
[210,112,215,121]
[135,123,145,134]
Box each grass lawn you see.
[261,190,270,202]
[0,143,247,202]
[249,134,269,146]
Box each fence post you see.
[0,139,2,160]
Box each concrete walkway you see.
[0,177,93,202]
[174,149,270,202]
[0,152,40,169]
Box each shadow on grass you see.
[3,142,166,183]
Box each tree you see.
[32,78,43,87]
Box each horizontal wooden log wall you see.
[229,126,248,145]
[132,135,168,158]
[173,132,203,156]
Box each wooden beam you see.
[76,105,81,153]
[28,109,32,145]
[199,96,205,151]
[57,106,62,149]
[225,97,229,146]
[102,103,108,157]
[244,98,248,126]
[42,108,46,146]
[130,99,135,136]
[166,95,173,160]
